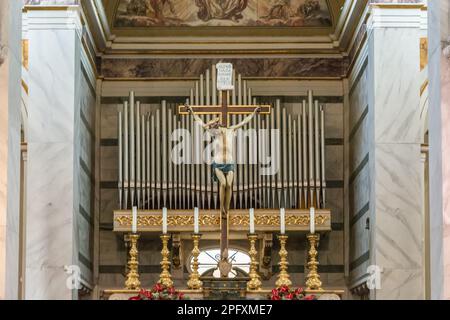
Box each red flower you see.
[271,295,281,301]
[295,288,304,295]
[303,295,316,300]
[154,283,164,292]
[280,286,289,293]
[286,293,294,300]
[141,290,152,299]
[129,296,141,300]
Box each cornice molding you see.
[367,3,424,31]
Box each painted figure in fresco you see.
[297,0,321,19]
[126,0,176,20]
[262,0,292,20]
[126,0,149,16]
[195,0,249,22]
[149,0,176,20]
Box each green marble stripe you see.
[101,138,344,148]
[100,180,344,190]
[350,202,370,227]
[79,204,94,228]
[80,157,95,185]
[349,153,369,186]
[348,105,369,142]
[332,223,344,231]
[80,109,95,141]
[79,252,93,272]
[101,139,118,147]
[349,251,370,272]
[349,58,368,98]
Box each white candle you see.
[194,207,199,234]
[280,208,286,235]
[249,208,255,234]
[310,207,315,234]
[132,206,138,234]
[162,207,168,234]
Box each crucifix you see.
[179,63,271,277]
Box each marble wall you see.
[428,0,450,300]
[24,6,97,299]
[0,0,22,300]
[97,88,346,292]
[367,6,424,299]
[348,60,371,289]
[77,65,96,288]
[101,58,347,79]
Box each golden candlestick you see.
[187,233,203,290]
[125,234,141,290]
[247,233,262,291]
[275,234,292,288]
[306,233,322,290]
[159,234,174,287]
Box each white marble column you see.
[0,0,23,300]
[25,6,83,300]
[367,4,424,299]
[428,0,450,300]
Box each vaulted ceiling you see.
[82,0,365,56]
[101,0,345,37]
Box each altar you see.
[101,63,344,300]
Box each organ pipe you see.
[117,66,327,211]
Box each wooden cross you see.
[178,64,271,276]
[179,94,271,127]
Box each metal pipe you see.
[118,109,123,209]
[308,91,314,207]
[212,64,217,105]
[315,100,320,208]
[320,105,326,208]
[136,101,141,208]
[146,116,150,210]
[130,92,135,207]
[302,100,308,208]
[206,69,210,105]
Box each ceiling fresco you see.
[112,0,335,28]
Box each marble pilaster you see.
[0,0,23,300]
[25,6,83,300]
[427,0,450,300]
[367,4,424,299]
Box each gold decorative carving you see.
[306,233,323,291]
[115,213,329,228]
[124,234,141,290]
[275,235,292,288]
[159,234,173,287]
[247,234,262,291]
[187,234,203,290]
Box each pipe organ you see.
[118,65,327,211]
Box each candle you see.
[162,207,168,234]
[132,206,138,234]
[280,208,286,234]
[310,207,315,234]
[194,207,199,234]
[249,208,255,234]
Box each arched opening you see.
[189,248,251,278]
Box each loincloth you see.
[212,162,235,182]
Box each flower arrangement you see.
[129,283,185,300]
[269,286,317,301]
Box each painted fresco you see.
[114,0,332,27]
